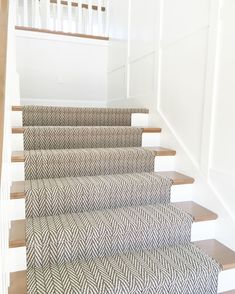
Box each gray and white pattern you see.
[25,172,173,218]
[26,204,193,268]
[24,147,156,180]
[23,106,221,293]
[23,126,143,150]
[27,244,221,294]
[22,106,149,126]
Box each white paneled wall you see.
[108,0,159,108]
[108,0,128,102]
[107,0,235,252]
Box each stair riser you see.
[11,132,161,152]
[218,269,235,293]
[8,220,216,272]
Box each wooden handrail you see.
[0,0,9,183]
[50,0,106,11]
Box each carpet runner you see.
[25,172,173,218]
[21,106,221,293]
[24,148,156,180]
[23,126,143,150]
[22,106,149,126]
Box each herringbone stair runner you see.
[25,172,172,217]
[23,126,144,150]
[18,106,222,293]
[22,106,149,126]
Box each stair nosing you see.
[11,147,176,163]
[10,171,194,200]
[12,126,162,134]
[8,240,235,285]
[9,201,217,249]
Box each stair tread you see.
[157,171,194,185]
[9,270,26,294]
[8,201,215,249]
[12,126,162,134]
[11,147,176,163]
[10,171,194,200]
[9,239,235,294]
[173,201,218,222]
[195,239,235,270]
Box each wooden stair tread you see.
[12,126,162,134]
[9,270,27,294]
[9,239,235,294]
[12,105,22,111]
[9,220,26,248]
[8,201,215,249]
[11,151,25,162]
[157,171,195,185]
[195,239,235,270]
[11,147,175,163]
[174,201,218,222]
[10,171,194,200]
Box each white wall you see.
[210,0,235,239]
[107,0,235,251]
[108,0,160,109]
[16,30,108,106]
[108,0,129,103]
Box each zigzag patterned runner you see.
[24,148,156,180]
[23,126,143,150]
[26,204,193,268]
[27,244,221,294]
[22,106,149,126]
[25,172,173,218]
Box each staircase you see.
[9,106,235,293]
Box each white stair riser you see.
[131,113,149,127]
[218,269,235,293]
[12,163,24,181]
[11,134,23,152]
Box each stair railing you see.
[15,0,109,38]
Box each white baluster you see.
[33,0,41,28]
[105,0,109,37]
[15,0,19,26]
[57,0,62,31]
[41,0,50,29]
[23,0,28,27]
[87,0,93,35]
[53,2,57,31]
[76,0,83,34]
[97,0,103,36]
[67,0,72,32]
